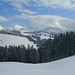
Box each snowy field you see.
[0,34,37,48]
[0,56,75,75]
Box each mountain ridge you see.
[0,25,62,48]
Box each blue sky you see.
[0,0,75,31]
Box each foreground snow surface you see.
[0,56,75,75]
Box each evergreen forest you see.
[0,31,75,63]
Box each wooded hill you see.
[0,31,75,63]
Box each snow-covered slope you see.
[0,34,37,48]
[0,56,75,75]
[0,25,60,48]
[0,29,53,47]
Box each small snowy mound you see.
[0,56,75,75]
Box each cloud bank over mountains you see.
[0,0,75,31]
[16,14,75,31]
[0,14,75,31]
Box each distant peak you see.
[0,25,3,30]
[44,26,63,33]
[7,25,31,32]
[14,25,23,30]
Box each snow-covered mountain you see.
[0,25,62,48]
[7,25,31,32]
[0,25,3,30]
[43,26,63,33]
[0,56,75,75]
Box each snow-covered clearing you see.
[0,34,37,48]
[40,35,50,40]
[0,56,75,75]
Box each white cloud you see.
[28,15,67,31]
[2,0,38,15]
[4,0,30,8]
[32,0,75,10]
[60,19,75,31]
[16,13,75,31]
[3,0,75,10]
[1,0,75,31]
[18,9,38,15]
[0,15,8,22]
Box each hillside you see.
[0,34,37,48]
[0,26,56,48]
[0,56,75,75]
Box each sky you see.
[0,0,75,31]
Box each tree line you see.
[0,31,75,63]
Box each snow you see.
[21,32,37,41]
[21,31,30,36]
[35,31,50,40]
[0,34,37,48]
[40,35,50,40]
[0,56,75,75]
[32,37,37,41]
[0,25,3,30]
[13,25,23,30]
[8,25,30,32]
